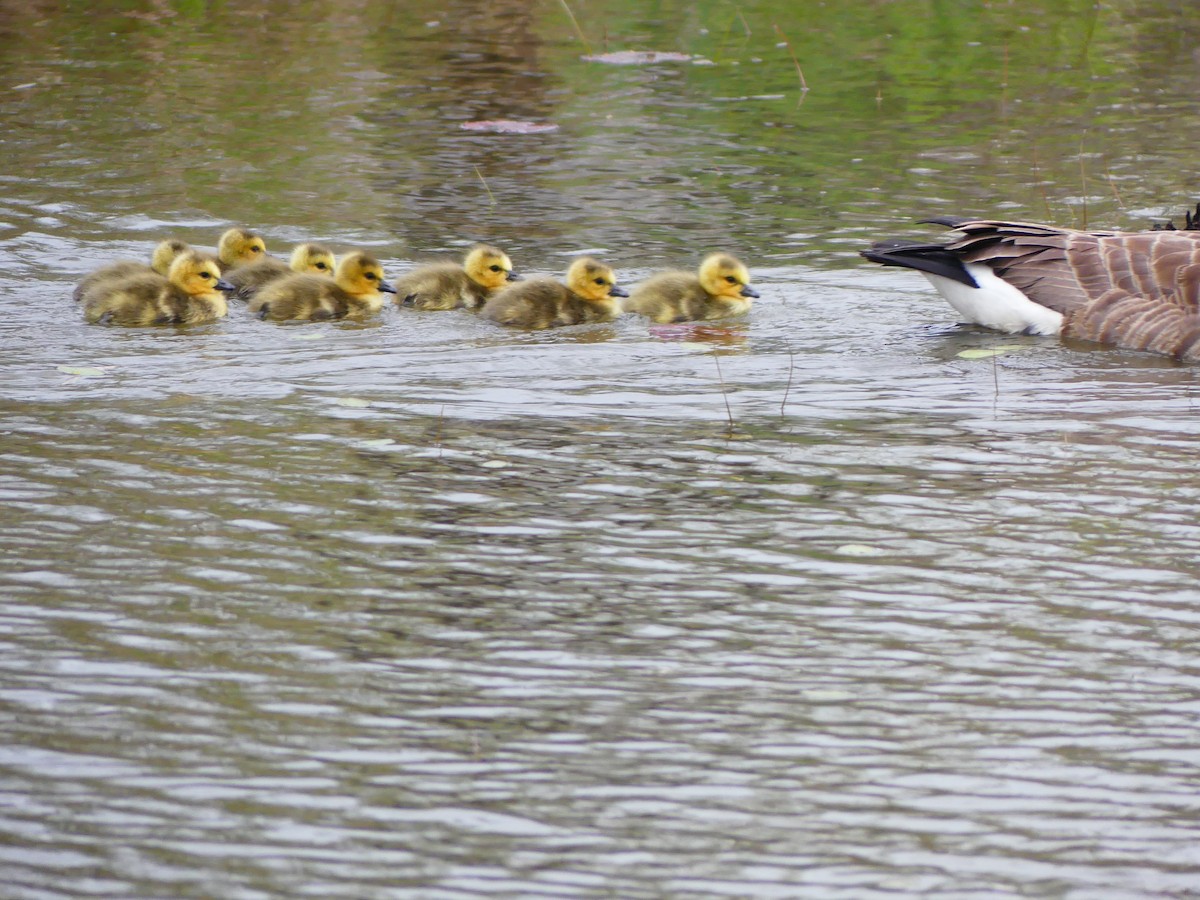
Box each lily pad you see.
[583,50,694,65]
[460,119,559,135]
[56,365,108,377]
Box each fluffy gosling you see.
[223,243,337,301]
[211,227,268,272]
[72,238,190,302]
[394,244,518,310]
[82,250,233,326]
[625,253,759,323]
[481,256,627,329]
[249,250,395,321]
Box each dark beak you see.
[609,286,629,298]
[506,270,521,282]
[379,279,397,294]
[740,285,760,298]
[216,278,235,292]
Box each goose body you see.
[82,250,233,326]
[481,257,627,329]
[625,252,759,323]
[862,216,1200,359]
[223,243,337,300]
[72,239,190,302]
[395,244,518,310]
[249,250,395,321]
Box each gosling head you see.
[698,253,759,300]
[566,257,627,303]
[168,250,235,296]
[289,242,337,276]
[464,244,518,290]
[217,227,268,268]
[150,239,190,276]
[335,250,397,297]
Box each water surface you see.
[3,1,1200,897]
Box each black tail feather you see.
[860,240,979,288]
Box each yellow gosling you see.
[625,252,759,323]
[481,256,627,329]
[249,250,395,321]
[213,226,267,272]
[82,250,232,326]
[72,238,190,302]
[223,242,337,301]
[394,244,518,310]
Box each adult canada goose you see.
[223,242,337,300]
[394,244,518,310]
[72,238,190,302]
[82,250,233,326]
[624,252,759,323]
[481,256,627,329]
[861,214,1200,361]
[249,250,395,321]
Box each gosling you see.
[481,257,627,329]
[249,250,395,321]
[223,243,337,300]
[394,244,518,310]
[72,238,190,302]
[624,252,759,323]
[210,227,268,272]
[82,250,233,326]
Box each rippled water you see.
[4,1,1200,897]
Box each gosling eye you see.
[594,278,607,286]
[489,265,502,272]
[725,276,738,284]
[315,262,329,270]
[198,271,212,280]
[365,272,378,281]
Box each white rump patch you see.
[923,263,1063,336]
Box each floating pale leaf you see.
[957,347,1014,359]
[480,459,508,469]
[289,332,323,341]
[56,365,108,377]
[583,50,693,65]
[336,397,371,408]
[460,120,558,134]
[357,439,397,450]
[835,543,887,557]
